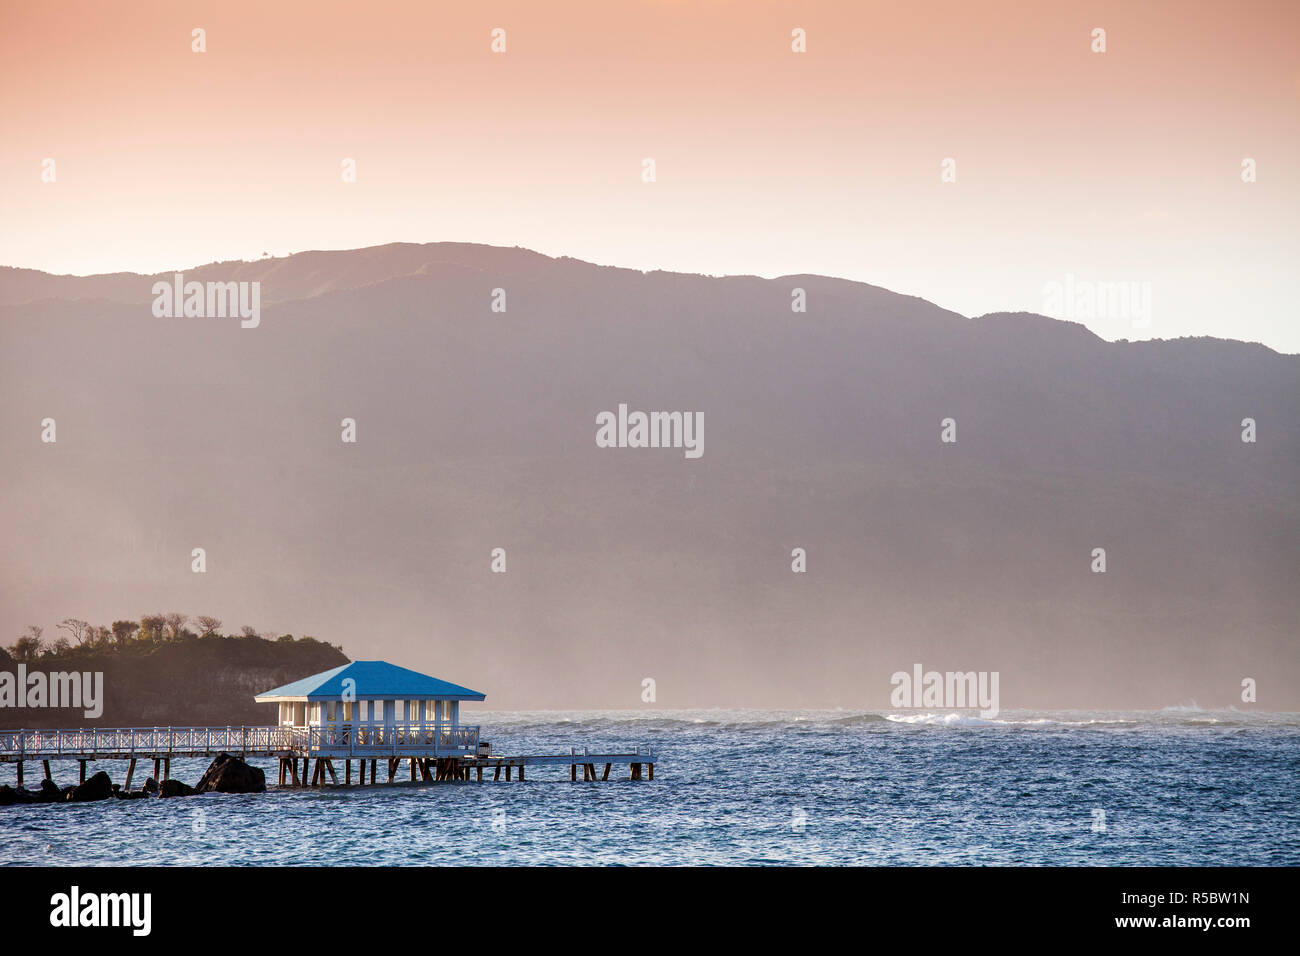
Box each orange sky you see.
[2,0,1297,350]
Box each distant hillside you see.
[0,637,348,728]
[0,242,1295,710]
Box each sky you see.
[2,0,1297,351]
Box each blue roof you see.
[254,660,485,702]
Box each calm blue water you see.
[2,709,1297,865]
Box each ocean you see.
[2,709,1296,866]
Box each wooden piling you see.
[571,764,577,781]
[648,764,654,781]
[43,759,51,782]
[326,760,338,784]
[153,758,160,781]
[79,760,86,784]
[603,763,611,781]
[16,761,22,787]
[163,757,170,781]
[370,759,376,783]
[124,758,136,791]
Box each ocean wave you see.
[472,708,1298,736]
[826,713,890,726]
[886,712,1002,727]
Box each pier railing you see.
[0,723,481,760]
[307,723,479,755]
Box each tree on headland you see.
[57,618,91,646]
[111,620,138,647]
[139,615,166,644]
[163,612,189,642]
[10,625,44,660]
[195,616,223,637]
[5,615,347,661]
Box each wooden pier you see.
[0,727,657,787]
[1,662,659,791]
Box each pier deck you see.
[0,726,657,786]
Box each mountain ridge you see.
[2,242,1290,355]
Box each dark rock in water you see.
[115,788,150,800]
[142,777,158,794]
[38,779,62,803]
[0,784,37,805]
[158,778,196,798]
[68,771,114,802]
[194,752,266,794]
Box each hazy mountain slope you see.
[1,244,1295,710]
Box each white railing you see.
[307,723,479,755]
[0,726,294,758]
[0,724,481,758]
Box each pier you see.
[0,660,657,789]
[0,727,657,786]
